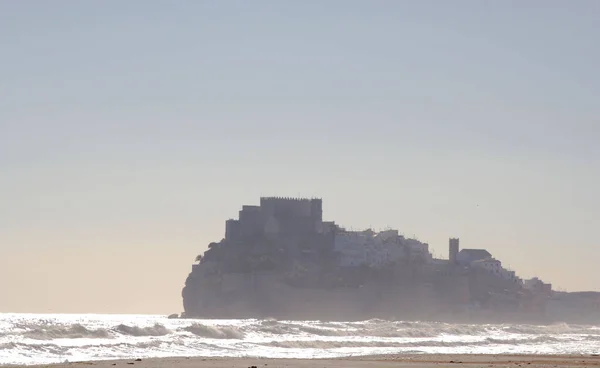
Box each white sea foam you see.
[0,313,599,365]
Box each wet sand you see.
[11,354,600,368]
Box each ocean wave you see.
[308,320,492,338]
[258,324,295,335]
[21,324,110,340]
[0,341,70,355]
[501,323,600,335]
[263,335,573,349]
[183,323,245,339]
[265,340,409,349]
[298,326,344,336]
[0,339,170,353]
[114,323,170,337]
[2,314,600,365]
[254,320,479,338]
[259,318,280,326]
[0,342,18,350]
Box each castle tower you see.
[310,198,323,222]
[449,238,459,264]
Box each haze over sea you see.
[1,313,599,365]
[2,3,599,366]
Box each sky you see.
[1,0,599,314]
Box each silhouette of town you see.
[182,197,599,323]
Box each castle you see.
[182,196,562,322]
[225,197,329,242]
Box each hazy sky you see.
[1,0,599,314]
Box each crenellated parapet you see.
[260,197,322,220]
[259,196,321,203]
[221,196,326,241]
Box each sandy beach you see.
[9,354,600,368]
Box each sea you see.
[1,313,599,365]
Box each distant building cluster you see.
[186,196,556,321]
[218,197,550,290]
[334,229,431,268]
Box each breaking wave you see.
[1,313,600,365]
[264,336,570,349]
[114,323,170,337]
[501,323,600,335]
[183,323,245,339]
[21,324,111,340]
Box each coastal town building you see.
[470,258,502,275]
[456,249,492,265]
[524,277,553,295]
[334,229,408,267]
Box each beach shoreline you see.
[6,354,600,368]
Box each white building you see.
[334,229,408,268]
[456,249,492,265]
[500,269,522,284]
[470,258,502,275]
[524,277,551,291]
[334,231,367,267]
[403,238,431,262]
[469,258,523,284]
